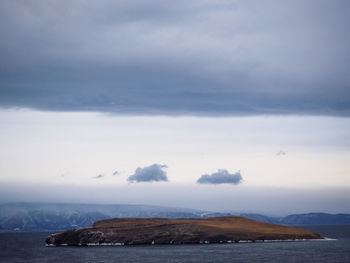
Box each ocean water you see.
[1,225,350,263]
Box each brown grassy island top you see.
[46,216,322,246]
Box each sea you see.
[1,225,350,263]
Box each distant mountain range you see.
[239,213,350,226]
[0,202,349,232]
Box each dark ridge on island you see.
[45,216,322,246]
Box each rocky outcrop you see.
[46,216,322,246]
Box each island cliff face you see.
[46,216,322,246]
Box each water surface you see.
[1,225,349,263]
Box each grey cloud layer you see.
[197,170,243,185]
[1,0,349,115]
[128,164,168,183]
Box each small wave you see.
[320,237,337,241]
[262,238,333,243]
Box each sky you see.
[0,0,349,214]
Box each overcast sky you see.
[0,0,349,214]
[1,0,349,115]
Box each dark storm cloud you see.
[128,164,168,183]
[197,170,243,185]
[0,0,350,116]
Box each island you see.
[45,216,322,246]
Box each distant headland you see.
[46,216,322,246]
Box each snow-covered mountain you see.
[0,202,207,231]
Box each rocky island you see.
[46,216,322,246]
